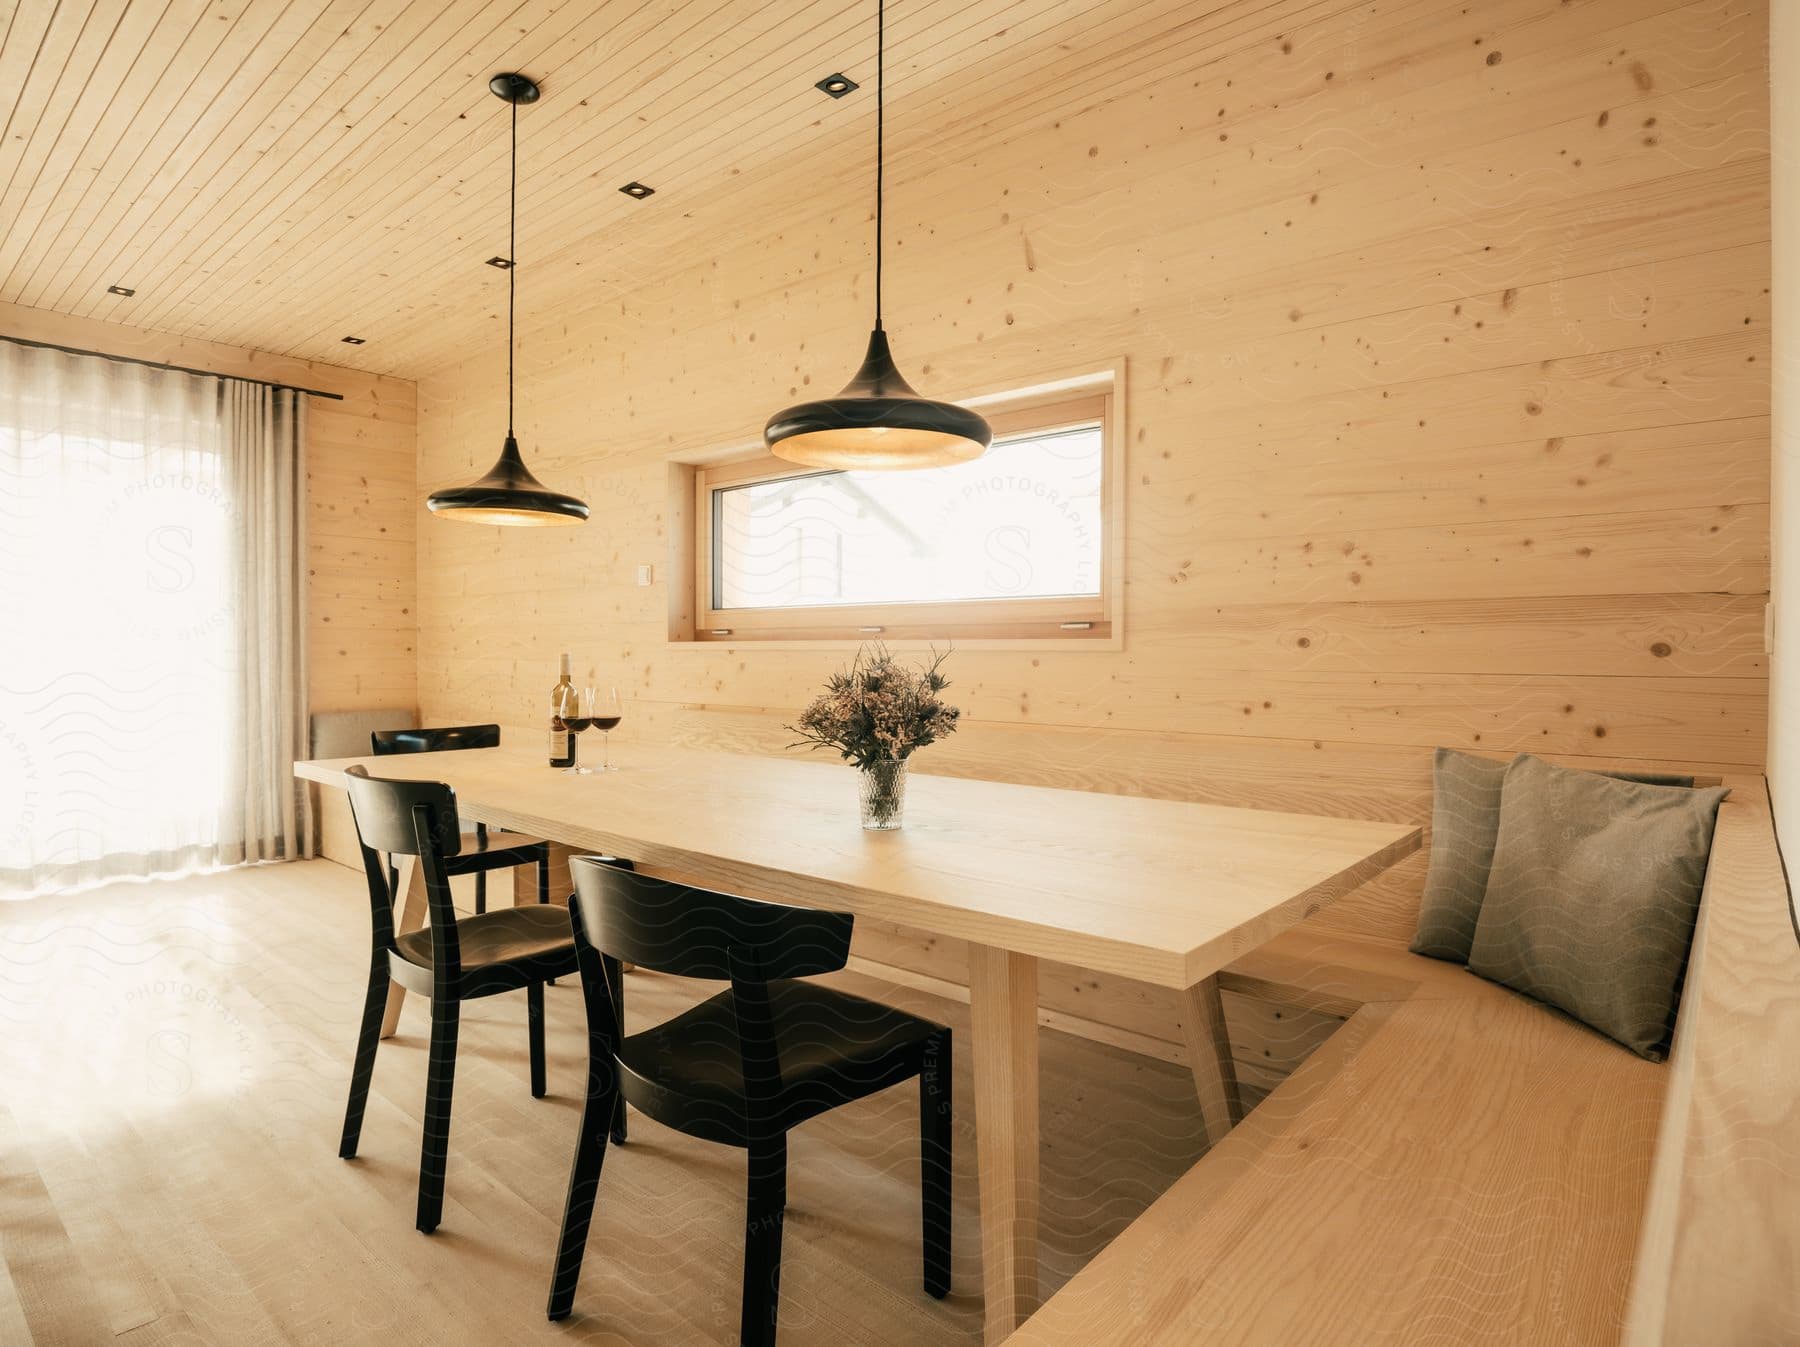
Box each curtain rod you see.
[0,333,347,401]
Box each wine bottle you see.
[548,653,575,768]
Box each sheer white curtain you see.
[0,340,310,896]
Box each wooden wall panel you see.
[411,0,1771,1034]
[1771,0,1800,888]
[415,0,1769,772]
[0,301,419,724]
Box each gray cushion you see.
[1466,753,1727,1060]
[1409,748,1698,962]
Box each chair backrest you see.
[342,764,465,859]
[342,765,466,971]
[567,856,852,983]
[370,723,502,756]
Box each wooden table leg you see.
[379,854,426,1039]
[1178,972,1242,1148]
[968,944,1040,1344]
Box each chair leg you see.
[546,1015,618,1320]
[528,980,547,1099]
[920,1031,953,1298]
[741,1136,787,1347]
[605,955,627,1144]
[475,823,489,915]
[338,954,388,1159]
[417,996,460,1234]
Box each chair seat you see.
[441,829,549,877]
[618,980,946,1145]
[396,904,575,974]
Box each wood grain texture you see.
[379,854,425,1038]
[0,301,418,719]
[1772,0,1800,906]
[1010,991,1669,1346]
[1217,922,1501,1016]
[304,742,1415,1339]
[1174,976,1242,1147]
[419,829,1345,1099]
[1624,779,1800,1345]
[0,860,1217,1346]
[404,0,1770,826]
[297,744,1421,990]
[969,945,1042,1344]
[1013,771,1796,1345]
[0,0,1331,373]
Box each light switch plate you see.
[635,564,653,587]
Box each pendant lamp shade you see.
[425,435,587,526]
[765,330,990,470]
[427,73,588,527]
[764,0,989,470]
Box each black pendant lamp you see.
[427,73,588,527]
[763,0,990,470]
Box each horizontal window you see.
[691,391,1117,643]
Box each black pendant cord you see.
[507,95,518,439]
[760,4,992,465]
[873,0,884,332]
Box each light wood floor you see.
[0,861,1208,1346]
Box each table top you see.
[296,744,1419,989]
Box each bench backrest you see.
[1625,777,1800,1344]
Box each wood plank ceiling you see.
[0,0,1276,378]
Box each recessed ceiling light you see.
[107,284,136,297]
[816,73,858,98]
[619,181,655,200]
[341,336,366,345]
[486,255,514,269]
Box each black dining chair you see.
[546,856,953,1344]
[338,765,579,1234]
[370,723,550,915]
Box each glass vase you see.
[858,758,908,830]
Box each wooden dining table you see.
[296,742,1419,1343]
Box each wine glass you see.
[558,684,595,775]
[592,686,622,771]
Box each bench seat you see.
[1012,989,1665,1345]
[1218,922,1508,1017]
[1011,773,1796,1345]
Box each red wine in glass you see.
[595,688,622,771]
[557,686,596,774]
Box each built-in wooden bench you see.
[1012,776,1800,1345]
